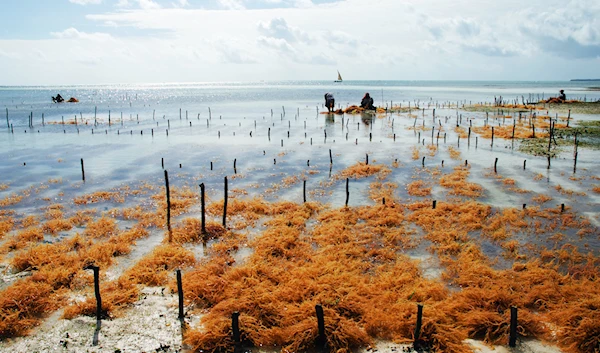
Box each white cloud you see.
[257,17,311,44]
[50,27,114,41]
[172,0,190,8]
[257,36,296,54]
[69,0,102,4]
[138,0,161,9]
[219,0,245,10]
[326,31,358,48]
[116,0,161,9]
[0,49,20,60]
[515,2,600,58]
[1,0,599,84]
[215,40,258,64]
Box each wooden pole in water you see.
[200,183,206,235]
[81,158,85,182]
[223,176,228,227]
[164,170,172,242]
[509,306,518,347]
[329,149,333,164]
[176,269,184,320]
[574,152,578,173]
[345,178,349,207]
[468,127,471,146]
[491,126,494,146]
[494,158,498,173]
[303,180,306,203]
[366,154,369,165]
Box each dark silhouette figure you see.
[360,92,375,110]
[324,92,335,112]
[52,94,64,103]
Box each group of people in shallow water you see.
[51,94,79,103]
[324,92,375,112]
[52,94,64,103]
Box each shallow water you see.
[1,81,599,265]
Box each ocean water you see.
[0,80,599,250]
[1,80,599,183]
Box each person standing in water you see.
[324,92,335,112]
[559,90,566,101]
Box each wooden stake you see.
[165,170,172,242]
[81,158,85,182]
[414,304,423,346]
[232,312,240,344]
[223,176,228,227]
[200,183,206,235]
[176,269,184,320]
[315,304,326,347]
[84,265,102,327]
[345,178,349,207]
[509,306,518,347]
[303,180,306,203]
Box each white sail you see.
[336,70,342,82]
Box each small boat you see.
[334,70,343,82]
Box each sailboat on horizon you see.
[334,70,343,82]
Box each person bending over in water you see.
[52,94,64,103]
[559,90,566,101]
[324,92,335,112]
[360,92,375,110]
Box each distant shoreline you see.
[571,79,600,82]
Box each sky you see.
[0,0,599,85]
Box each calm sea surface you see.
[0,79,599,268]
[0,80,598,226]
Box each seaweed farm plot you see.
[1,91,600,353]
